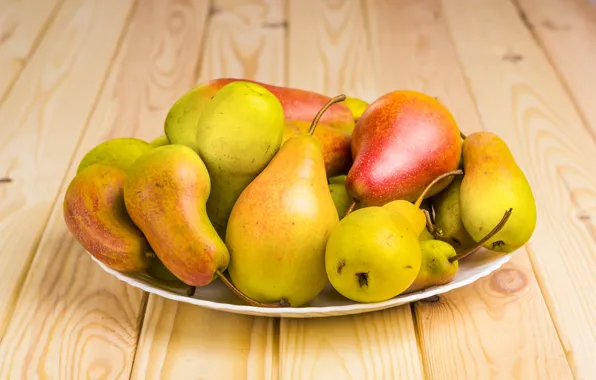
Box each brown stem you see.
[0,177,12,183]
[448,208,513,263]
[344,201,357,218]
[309,94,347,135]
[186,286,196,297]
[460,131,467,140]
[424,209,442,237]
[414,169,464,208]
[216,270,291,308]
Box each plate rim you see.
[89,250,515,318]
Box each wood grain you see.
[0,0,135,339]
[441,0,596,377]
[287,0,378,101]
[364,0,572,378]
[132,298,279,380]
[512,0,596,138]
[0,0,63,99]
[199,0,285,85]
[280,307,424,380]
[278,2,424,379]
[0,0,209,378]
[131,1,285,378]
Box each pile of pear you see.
[62,78,537,307]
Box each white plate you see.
[89,247,516,318]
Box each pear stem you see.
[0,177,12,183]
[187,286,196,297]
[216,270,291,308]
[448,208,513,263]
[308,94,347,135]
[344,201,357,218]
[414,169,464,208]
[460,131,467,140]
[424,210,443,238]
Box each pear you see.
[77,137,151,174]
[63,163,153,272]
[325,206,422,303]
[147,257,183,283]
[123,145,229,287]
[164,78,355,150]
[164,83,221,151]
[379,170,464,240]
[329,182,352,219]
[328,175,347,185]
[224,96,345,307]
[326,175,352,218]
[344,96,369,120]
[195,81,285,237]
[460,132,537,252]
[406,208,513,293]
[149,134,170,148]
[283,120,352,178]
[406,240,458,293]
[419,228,435,242]
[382,200,426,236]
[431,176,476,250]
[346,90,462,206]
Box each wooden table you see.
[1,0,595,378]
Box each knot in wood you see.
[489,268,527,295]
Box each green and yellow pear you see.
[149,134,170,148]
[224,96,344,307]
[431,176,475,250]
[460,132,536,252]
[325,206,422,303]
[327,175,351,218]
[77,137,151,174]
[344,96,369,121]
[195,81,285,237]
[406,208,513,293]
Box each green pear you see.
[195,81,285,237]
[406,240,458,293]
[224,96,344,308]
[418,228,435,241]
[460,132,536,252]
[327,174,352,218]
[344,96,369,121]
[431,176,476,250]
[406,208,513,293]
[328,174,347,185]
[325,206,422,303]
[77,137,151,174]
[149,134,170,148]
[329,183,352,219]
[164,83,221,152]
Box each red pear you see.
[346,90,462,206]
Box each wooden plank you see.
[0,0,135,338]
[364,0,573,378]
[130,1,285,379]
[132,298,279,380]
[512,0,596,137]
[0,0,63,99]
[278,1,424,379]
[287,0,378,100]
[441,0,596,378]
[0,1,209,378]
